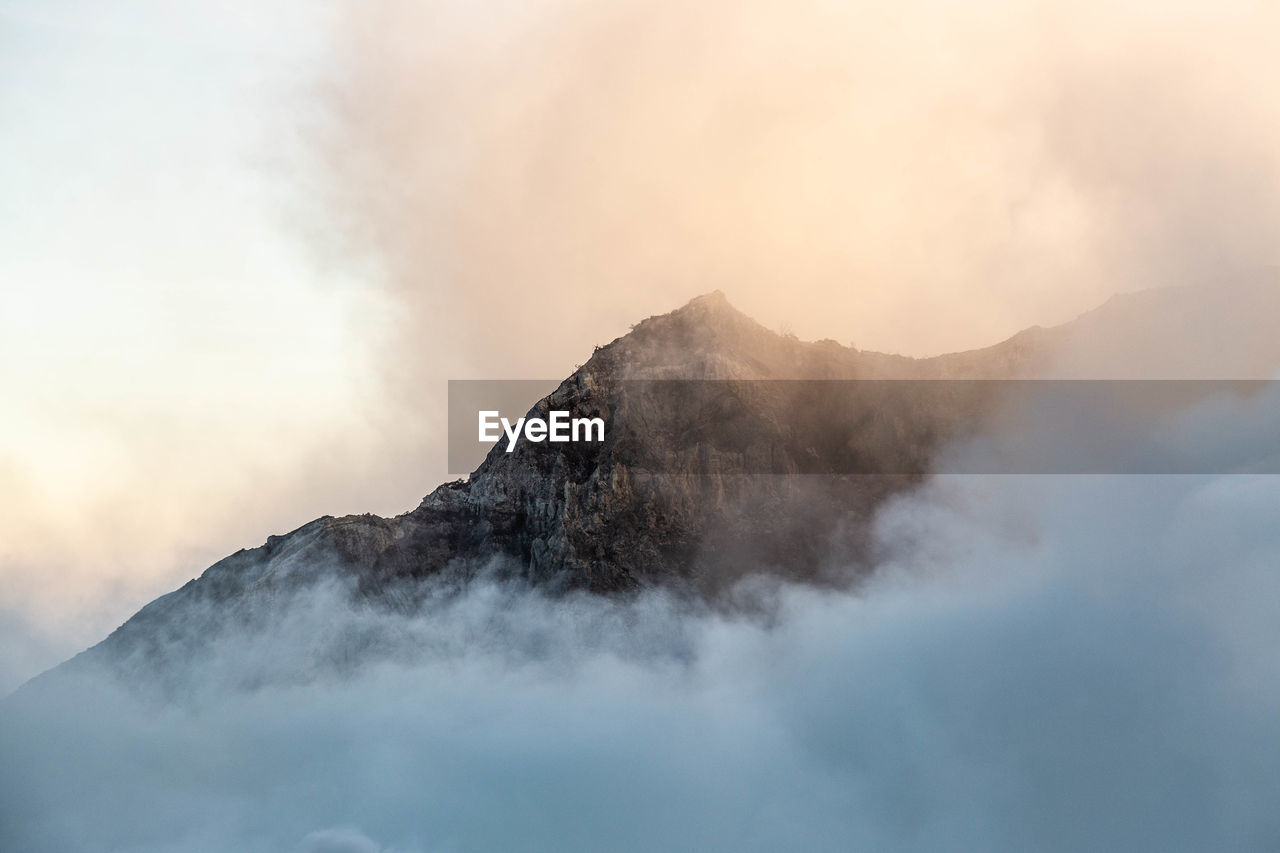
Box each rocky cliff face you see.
[47,283,1280,686]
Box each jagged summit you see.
[671,289,736,313]
[583,290,793,379]
[656,290,765,335]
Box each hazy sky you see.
[0,0,382,681]
[4,0,1280,686]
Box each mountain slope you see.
[32,282,1280,691]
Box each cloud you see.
[0,0,414,683]
[3,471,1279,852]
[315,0,1280,372]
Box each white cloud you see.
[3,473,1278,852]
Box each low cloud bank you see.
[3,471,1279,852]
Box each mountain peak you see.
[679,289,732,311]
[585,290,788,380]
[651,289,755,328]
[50,282,1280,698]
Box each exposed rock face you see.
[48,282,1280,684]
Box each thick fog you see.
[4,466,1278,852]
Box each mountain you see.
[26,281,1280,693]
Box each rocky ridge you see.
[41,282,1280,687]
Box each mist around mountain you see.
[3,283,1279,852]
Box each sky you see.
[0,0,386,684]
[4,0,1280,688]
